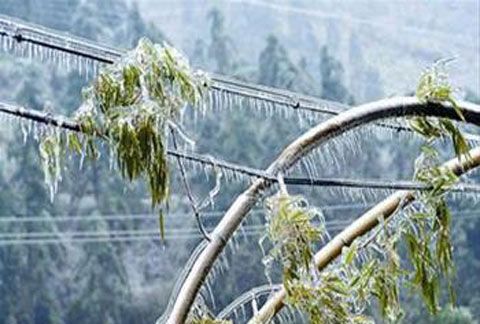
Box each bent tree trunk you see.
[165,97,480,323]
[250,146,480,323]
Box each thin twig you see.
[169,127,211,241]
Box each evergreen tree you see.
[258,35,297,89]
[66,241,133,324]
[258,35,317,95]
[319,46,354,104]
[192,39,207,68]
[207,8,235,74]
[123,2,165,47]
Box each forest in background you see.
[0,1,479,323]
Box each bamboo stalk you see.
[164,97,480,323]
[250,147,480,323]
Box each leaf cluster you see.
[259,63,471,323]
[400,62,468,315]
[404,149,457,314]
[410,60,470,158]
[39,38,208,215]
[265,194,325,283]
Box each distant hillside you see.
[135,0,480,102]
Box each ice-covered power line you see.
[2,101,480,194]
[0,101,270,180]
[2,13,480,145]
[2,14,479,143]
[0,14,347,116]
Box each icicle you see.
[206,86,329,127]
[168,120,196,150]
[0,25,104,78]
[204,280,216,310]
[157,240,208,323]
[79,146,86,170]
[20,117,30,143]
[240,304,246,321]
[108,145,116,170]
[233,309,239,322]
[251,294,259,315]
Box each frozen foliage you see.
[39,38,208,213]
[244,64,480,323]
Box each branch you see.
[250,146,480,323]
[164,97,480,324]
[170,127,211,241]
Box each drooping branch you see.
[250,146,480,323]
[164,97,480,323]
[170,127,211,241]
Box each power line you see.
[2,212,480,246]
[2,101,480,194]
[1,14,479,143]
[0,218,350,231]
[0,223,359,245]
[2,13,480,148]
[0,101,271,179]
[0,204,368,223]
[0,226,270,239]
[0,16,479,197]
[0,13,348,116]
[0,203,375,224]
[1,207,479,224]
[0,228,268,246]
[284,178,480,193]
[0,212,225,223]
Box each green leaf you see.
[38,38,209,234]
[158,210,165,240]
